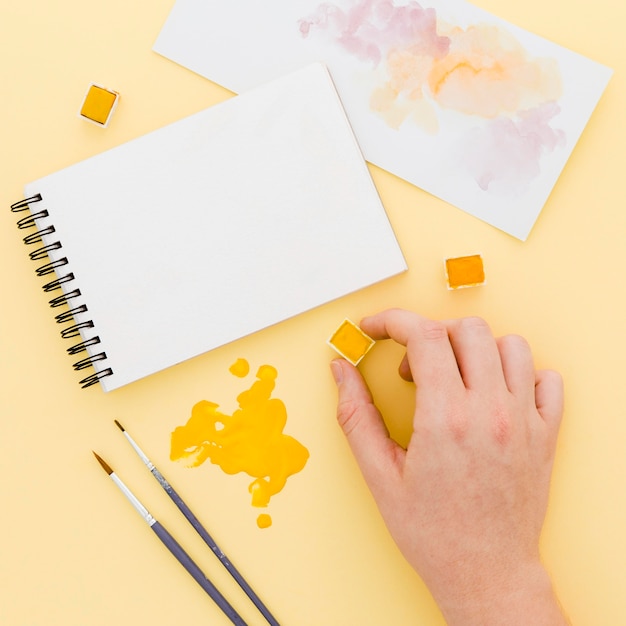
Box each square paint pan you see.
[79,83,119,127]
[444,254,486,290]
[327,318,375,366]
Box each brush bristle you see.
[113,419,125,432]
[93,451,114,475]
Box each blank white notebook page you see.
[25,63,407,391]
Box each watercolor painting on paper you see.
[154,0,612,240]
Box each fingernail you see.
[330,360,344,384]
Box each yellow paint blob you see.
[80,84,118,126]
[170,362,309,527]
[229,358,250,378]
[445,254,486,289]
[257,514,272,529]
[327,319,375,366]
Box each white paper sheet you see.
[25,64,407,391]
[154,0,613,240]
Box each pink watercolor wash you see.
[299,0,566,194]
[459,102,566,194]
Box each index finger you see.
[360,309,463,394]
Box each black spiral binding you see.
[11,194,114,388]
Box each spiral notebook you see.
[11,63,407,392]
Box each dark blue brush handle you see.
[151,521,248,626]
[153,467,280,626]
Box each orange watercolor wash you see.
[170,359,309,528]
[327,319,375,366]
[445,254,486,289]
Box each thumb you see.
[330,359,405,494]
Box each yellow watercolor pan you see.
[79,83,119,127]
[327,318,375,366]
[444,253,486,290]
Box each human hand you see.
[330,309,566,625]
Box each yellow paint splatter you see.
[170,361,309,528]
[257,514,272,529]
[229,358,250,378]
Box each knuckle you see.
[336,398,363,436]
[419,319,448,342]
[459,315,490,332]
[501,333,531,352]
[445,407,470,442]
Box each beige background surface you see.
[1,1,624,624]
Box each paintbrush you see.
[92,452,248,626]
[113,420,280,626]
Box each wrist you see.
[431,560,568,626]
